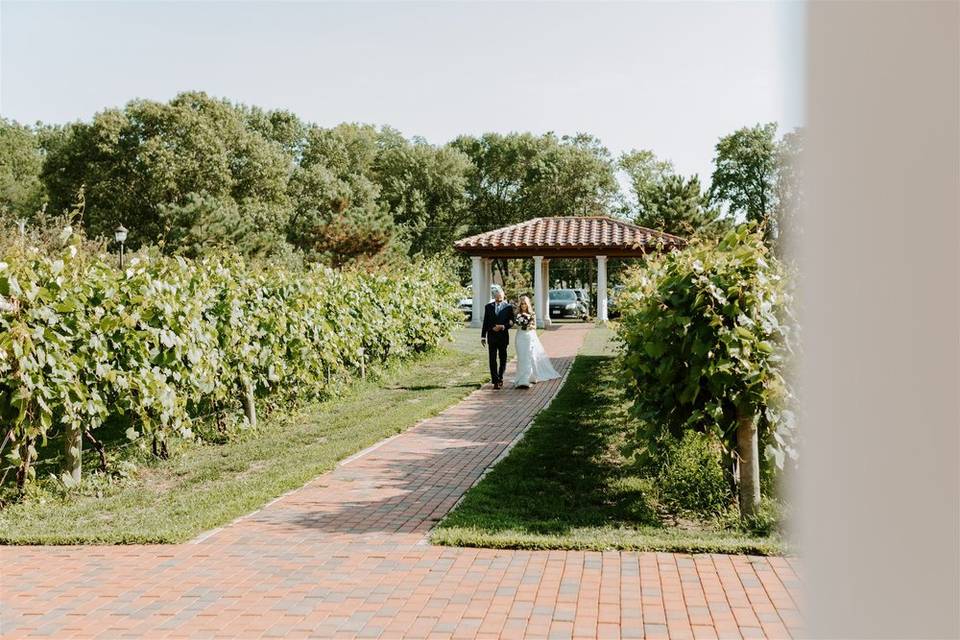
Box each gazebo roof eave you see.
[452,215,686,256]
[452,245,655,258]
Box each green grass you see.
[0,328,488,545]
[431,327,787,555]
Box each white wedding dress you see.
[513,327,561,388]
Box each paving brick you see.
[0,325,801,639]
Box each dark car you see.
[549,289,589,321]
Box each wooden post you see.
[736,408,761,517]
[16,436,35,493]
[62,425,82,485]
[240,377,257,429]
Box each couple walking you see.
[480,289,561,389]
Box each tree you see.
[638,174,720,236]
[774,127,804,255]
[242,106,307,159]
[452,132,619,231]
[286,123,396,266]
[373,138,472,256]
[619,149,675,217]
[451,132,619,282]
[534,134,620,217]
[159,194,290,259]
[40,92,293,252]
[620,149,725,238]
[709,123,779,240]
[0,118,46,218]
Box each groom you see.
[480,288,515,389]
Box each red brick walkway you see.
[0,325,801,639]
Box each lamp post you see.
[114,224,128,269]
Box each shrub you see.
[715,496,787,537]
[617,225,796,517]
[656,431,731,516]
[0,225,461,491]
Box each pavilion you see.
[453,216,684,328]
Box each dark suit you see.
[481,300,515,385]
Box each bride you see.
[513,295,561,389]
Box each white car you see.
[458,285,504,320]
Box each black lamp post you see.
[114,224,128,268]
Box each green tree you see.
[452,132,618,231]
[709,123,780,239]
[534,134,620,216]
[639,174,720,236]
[286,123,395,266]
[40,92,293,251]
[620,149,726,238]
[619,149,674,217]
[774,127,804,255]
[0,118,46,219]
[159,194,290,259]
[373,138,472,256]
[242,106,307,159]
[451,132,619,282]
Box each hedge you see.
[0,225,461,489]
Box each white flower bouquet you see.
[516,312,535,331]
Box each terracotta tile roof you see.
[453,216,684,255]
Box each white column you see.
[542,258,552,328]
[481,258,493,302]
[597,255,608,324]
[470,256,484,327]
[533,255,545,328]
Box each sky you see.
[0,1,805,187]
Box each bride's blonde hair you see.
[518,295,534,315]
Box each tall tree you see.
[40,91,294,252]
[709,122,779,239]
[451,132,619,281]
[774,127,804,254]
[640,174,719,236]
[619,149,674,217]
[286,123,395,267]
[533,133,620,216]
[452,131,618,232]
[620,149,724,238]
[373,138,472,257]
[159,193,290,259]
[0,118,46,219]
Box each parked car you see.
[548,288,589,321]
[458,284,504,320]
[458,296,473,320]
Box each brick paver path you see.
[1,325,801,639]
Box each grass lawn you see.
[432,327,788,555]
[0,327,487,545]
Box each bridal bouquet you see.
[516,312,535,331]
